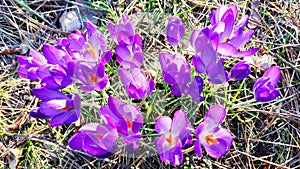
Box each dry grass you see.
[0,0,300,168]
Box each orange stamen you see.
[165,134,173,146]
[123,116,132,129]
[94,133,104,139]
[88,72,98,83]
[205,134,219,145]
[61,105,73,111]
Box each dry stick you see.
[236,150,290,169]
[270,52,300,74]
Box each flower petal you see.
[155,116,172,134]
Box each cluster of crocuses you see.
[16,3,281,167]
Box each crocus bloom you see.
[108,15,135,45]
[155,110,193,166]
[166,16,185,47]
[159,52,191,96]
[115,35,144,69]
[118,68,154,100]
[30,88,81,127]
[17,50,47,81]
[74,62,108,92]
[195,105,233,158]
[230,61,251,80]
[66,22,112,64]
[98,96,143,153]
[253,66,280,102]
[68,123,118,158]
[204,4,259,57]
[190,29,228,84]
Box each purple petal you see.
[230,29,254,49]
[217,43,237,56]
[155,116,172,134]
[194,139,203,158]
[205,105,226,127]
[32,88,66,100]
[203,139,229,158]
[230,61,251,80]
[263,66,281,86]
[232,47,259,58]
[171,110,188,137]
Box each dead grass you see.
[0,0,300,168]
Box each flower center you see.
[61,104,73,111]
[88,72,98,83]
[165,134,173,146]
[85,42,96,58]
[222,37,227,42]
[205,134,219,145]
[94,133,104,139]
[123,116,132,129]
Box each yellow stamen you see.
[222,37,227,42]
[205,134,219,145]
[85,42,96,58]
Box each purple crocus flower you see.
[74,62,108,92]
[203,4,259,57]
[194,105,233,158]
[68,123,118,158]
[118,68,154,100]
[108,15,135,45]
[30,88,81,127]
[17,50,47,81]
[98,96,143,153]
[166,16,185,47]
[253,66,281,102]
[190,29,229,84]
[115,35,144,69]
[159,52,191,96]
[230,61,251,80]
[155,110,193,166]
[66,22,112,64]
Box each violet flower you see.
[115,35,144,69]
[66,22,112,64]
[159,52,204,101]
[207,4,259,57]
[108,15,144,69]
[68,123,118,158]
[108,15,135,45]
[98,96,143,153]
[195,105,233,158]
[159,52,191,96]
[253,66,281,102]
[17,50,47,81]
[190,29,229,84]
[166,16,185,47]
[118,68,154,100]
[155,110,193,166]
[74,62,108,92]
[30,88,81,127]
[229,61,251,80]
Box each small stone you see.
[59,10,82,32]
